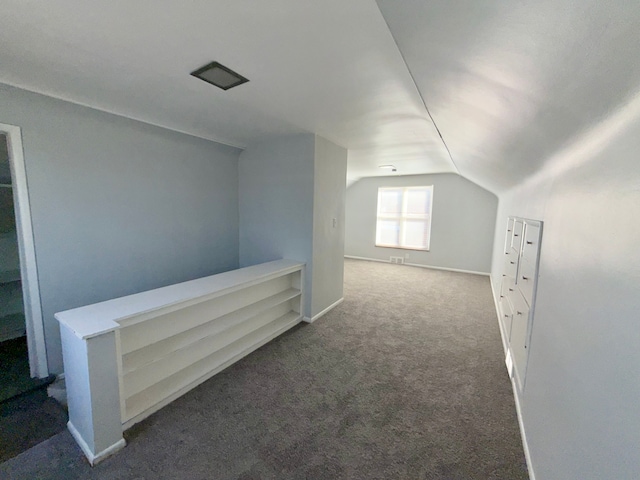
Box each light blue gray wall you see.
[238,134,347,319]
[345,173,498,273]
[490,103,640,478]
[238,134,315,314]
[0,83,241,374]
[311,136,347,318]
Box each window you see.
[375,186,433,251]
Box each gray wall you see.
[345,173,497,273]
[238,133,347,319]
[238,134,315,314]
[311,136,347,317]
[490,106,640,478]
[0,83,241,374]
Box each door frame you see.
[1,123,48,378]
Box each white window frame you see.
[375,185,433,251]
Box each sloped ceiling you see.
[375,0,640,193]
[1,1,639,193]
[0,0,454,186]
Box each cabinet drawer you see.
[499,277,517,342]
[518,257,536,306]
[509,288,530,389]
[498,293,514,341]
[521,222,541,265]
[504,218,515,254]
[500,276,516,299]
[511,220,524,253]
[503,251,519,279]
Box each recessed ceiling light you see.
[378,164,397,172]
[190,61,249,90]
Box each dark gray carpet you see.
[0,335,65,464]
[0,388,68,463]
[0,336,54,403]
[0,259,528,479]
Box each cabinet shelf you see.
[124,310,301,425]
[122,287,301,374]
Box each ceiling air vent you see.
[190,61,249,90]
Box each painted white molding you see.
[303,297,344,323]
[67,421,126,466]
[511,378,536,480]
[0,123,48,378]
[490,275,536,480]
[344,255,390,263]
[344,255,490,276]
[56,259,304,340]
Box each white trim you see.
[67,421,126,466]
[1,123,48,378]
[490,275,536,480]
[303,297,344,323]
[344,255,389,264]
[344,255,490,276]
[511,380,536,480]
[405,262,489,277]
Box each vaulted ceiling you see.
[1,1,638,193]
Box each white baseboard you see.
[344,255,489,276]
[67,421,126,466]
[511,381,536,480]
[303,297,344,323]
[344,254,388,263]
[489,275,536,480]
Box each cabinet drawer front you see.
[510,287,529,321]
[518,258,537,306]
[503,251,519,279]
[509,289,530,389]
[511,220,524,253]
[521,222,541,265]
[498,286,514,317]
[498,293,514,341]
[500,276,517,299]
[504,218,515,254]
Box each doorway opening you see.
[0,125,66,463]
[0,125,48,382]
[0,130,37,398]
[0,125,47,380]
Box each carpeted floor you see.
[0,337,66,463]
[0,259,528,479]
[0,336,53,403]
[0,389,68,463]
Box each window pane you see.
[375,186,433,250]
[376,220,399,246]
[405,188,430,215]
[378,188,402,215]
[403,219,429,249]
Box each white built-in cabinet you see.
[499,216,543,391]
[55,259,304,465]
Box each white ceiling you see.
[0,1,638,192]
[376,0,640,192]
